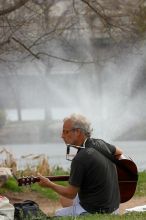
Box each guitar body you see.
[116,156,138,203]
[17,156,138,204]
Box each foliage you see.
[0,148,17,174]
[51,165,69,176]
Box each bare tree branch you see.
[0,0,30,16]
[81,0,112,27]
[37,51,95,64]
[11,37,40,59]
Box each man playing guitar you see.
[38,113,123,216]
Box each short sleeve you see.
[95,139,116,155]
[103,141,116,155]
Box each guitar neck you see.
[33,175,69,183]
[45,175,69,181]
[17,175,69,186]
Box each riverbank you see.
[1,120,146,145]
[0,121,62,144]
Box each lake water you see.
[1,141,146,171]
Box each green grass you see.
[22,212,146,220]
[30,183,59,200]
[64,213,146,220]
[0,170,146,220]
[0,166,69,200]
[30,179,68,201]
[0,177,23,193]
[134,171,146,196]
[0,170,145,200]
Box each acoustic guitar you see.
[17,155,138,203]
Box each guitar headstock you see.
[17,176,39,186]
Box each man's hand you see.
[114,147,123,159]
[38,173,52,188]
[37,173,79,199]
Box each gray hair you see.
[63,113,93,138]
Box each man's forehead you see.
[63,119,73,128]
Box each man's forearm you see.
[50,182,73,199]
